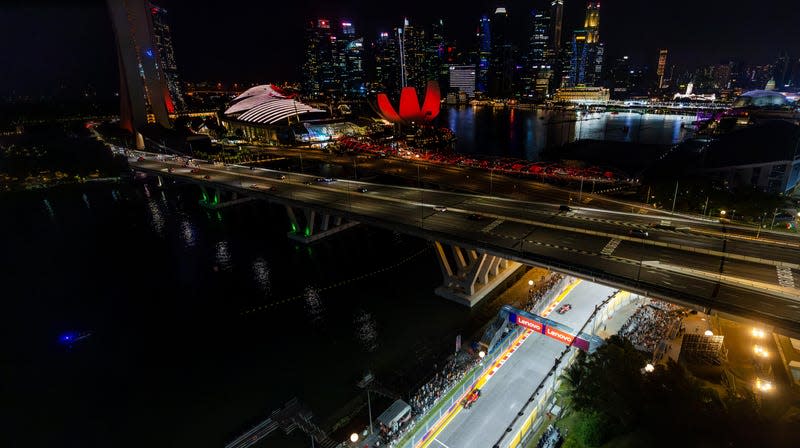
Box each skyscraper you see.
[107,0,182,131]
[529,9,551,98]
[569,2,603,87]
[656,49,669,89]
[584,1,600,44]
[476,15,492,93]
[550,0,564,51]
[303,19,339,99]
[373,31,401,96]
[400,18,428,91]
[488,7,514,97]
[150,4,185,112]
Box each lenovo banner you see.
[516,314,544,333]
[545,326,575,345]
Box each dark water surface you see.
[1,183,497,447]
[443,107,696,160]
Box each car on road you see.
[268,186,278,192]
[249,184,261,189]
[315,177,335,183]
[357,187,368,193]
[462,388,481,409]
[434,205,447,212]
[203,175,211,180]
[190,169,200,174]
[167,167,174,173]
[556,303,572,314]
[629,229,649,238]
[467,213,485,221]
[277,175,287,180]
[559,205,572,212]
[303,180,313,185]
[137,156,145,162]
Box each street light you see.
[478,350,486,365]
[755,378,773,392]
[704,330,714,337]
[752,328,766,338]
[720,210,726,216]
[644,363,655,373]
[350,433,359,443]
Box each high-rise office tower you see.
[569,30,589,86]
[550,0,564,51]
[488,7,514,97]
[449,66,477,97]
[303,19,338,99]
[584,1,600,43]
[569,2,603,87]
[373,31,401,96]
[529,9,551,98]
[476,15,492,92]
[400,18,428,91]
[107,0,183,131]
[149,4,184,112]
[656,49,668,89]
[340,21,365,97]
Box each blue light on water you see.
[59,332,76,344]
[145,48,154,58]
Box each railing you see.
[393,327,522,448]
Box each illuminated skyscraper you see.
[476,15,492,92]
[529,9,551,98]
[569,2,603,87]
[657,49,669,89]
[107,0,181,131]
[150,4,184,112]
[303,19,338,99]
[584,1,600,44]
[373,31,401,96]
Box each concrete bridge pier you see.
[285,205,358,243]
[198,186,255,210]
[433,241,523,307]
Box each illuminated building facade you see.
[657,49,669,89]
[568,2,603,87]
[476,15,492,93]
[150,4,185,112]
[529,9,552,98]
[303,19,365,99]
[373,32,401,96]
[550,0,564,52]
[107,0,181,131]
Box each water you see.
[1,183,502,448]
[443,107,696,160]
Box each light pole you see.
[578,177,584,202]
[489,168,494,196]
[418,163,423,229]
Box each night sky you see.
[2,0,797,98]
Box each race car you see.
[556,303,572,314]
[462,388,481,409]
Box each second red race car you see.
[462,388,481,409]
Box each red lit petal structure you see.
[399,87,424,122]
[420,81,441,121]
[377,93,402,122]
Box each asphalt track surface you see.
[428,281,615,448]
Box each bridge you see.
[125,150,800,335]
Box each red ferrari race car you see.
[556,303,572,314]
[462,388,481,409]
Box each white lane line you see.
[434,438,451,448]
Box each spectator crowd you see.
[619,300,683,353]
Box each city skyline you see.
[2,0,799,98]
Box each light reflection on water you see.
[251,257,272,296]
[304,285,324,323]
[444,108,696,160]
[215,241,232,271]
[354,309,378,353]
[180,217,196,248]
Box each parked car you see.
[434,205,447,212]
[629,229,649,238]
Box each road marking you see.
[482,219,504,233]
[600,238,622,256]
[433,439,450,448]
[777,266,795,288]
